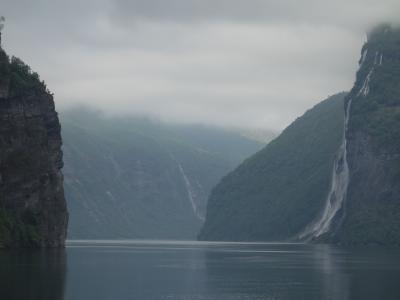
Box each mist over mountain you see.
[200,24,400,246]
[4,0,400,132]
[3,0,400,298]
[61,109,267,239]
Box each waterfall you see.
[299,99,352,240]
[360,49,368,66]
[168,152,204,221]
[357,68,374,97]
[299,45,380,240]
[177,162,205,221]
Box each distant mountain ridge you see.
[61,109,265,239]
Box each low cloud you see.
[2,0,400,130]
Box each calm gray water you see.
[1,240,400,300]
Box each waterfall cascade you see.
[298,99,352,240]
[299,45,380,240]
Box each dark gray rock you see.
[0,47,67,248]
[324,25,400,245]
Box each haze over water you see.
[1,240,400,300]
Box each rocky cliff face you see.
[322,25,400,245]
[0,47,67,247]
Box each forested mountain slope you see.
[61,109,266,239]
[199,93,346,241]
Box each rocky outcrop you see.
[0,47,67,247]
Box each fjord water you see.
[1,241,400,300]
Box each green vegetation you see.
[0,49,9,76]
[350,25,400,153]
[0,210,12,246]
[8,56,47,95]
[0,47,50,248]
[0,209,41,248]
[0,49,9,90]
[0,47,47,97]
[199,93,346,241]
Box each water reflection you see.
[64,240,209,300]
[311,244,350,300]
[203,242,400,300]
[203,243,329,299]
[1,241,400,300]
[0,249,66,300]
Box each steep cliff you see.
[320,25,400,245]
[198,93,346,241]
[0,47,67,247]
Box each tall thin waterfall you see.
[299,44,379,240]
[169,152,205,221]
[177,162,205,221]
[299,99,352,240]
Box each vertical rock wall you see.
[0,47,68,248]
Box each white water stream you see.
[168,152,204,221]
[177,162,205,221]
[299,45,380,240]
[299,99,352,240]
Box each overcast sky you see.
[2,0,400,130]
